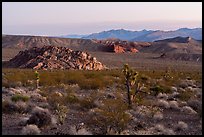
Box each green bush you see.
[150,85,164,96]
[11,94,30,102]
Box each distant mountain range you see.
[60,28,202,42]
[83,29,153,41]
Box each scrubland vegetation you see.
[2,67,202,135]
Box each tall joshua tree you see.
[122,64,138,107]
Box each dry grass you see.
[2,69,122,90]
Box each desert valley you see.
[2,2,202,135]
[2,28,202,135]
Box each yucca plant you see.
[122,64,138,107]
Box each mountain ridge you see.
[80,28,202,42]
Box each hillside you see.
[2,35,202,63]
[138,37,202,62]
[140,37,202,54]
[2,35,104,52]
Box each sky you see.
[2,2,202,36]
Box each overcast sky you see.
[2,2,202,36]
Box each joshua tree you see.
[122,64,138,107]
[35,70,40,89]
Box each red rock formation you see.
[94,39,150,53]
[8,46,108,70]
[129,48,139,53]
[113,45,125,53]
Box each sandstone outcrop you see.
[8,46,107,70]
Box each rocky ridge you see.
[7,46,107,70]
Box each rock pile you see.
[7,46,107,70]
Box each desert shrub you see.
[15,101,28,113]
[150,85,163,96]
[27,106,52,128]
[65,94,79,104]
[21,124,41,135]
[55,104,68,124]
[2,100,18,113]
[79,97,97,110]
[11,94,30,102]
[87,98,131,134]
[2,100,27,113]
[187,100,202,116]
[178,90,195,101]
[69,125,93,135]
[47,92,65,109]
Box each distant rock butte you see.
[93,39,150,53]
[7,46,107,70]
